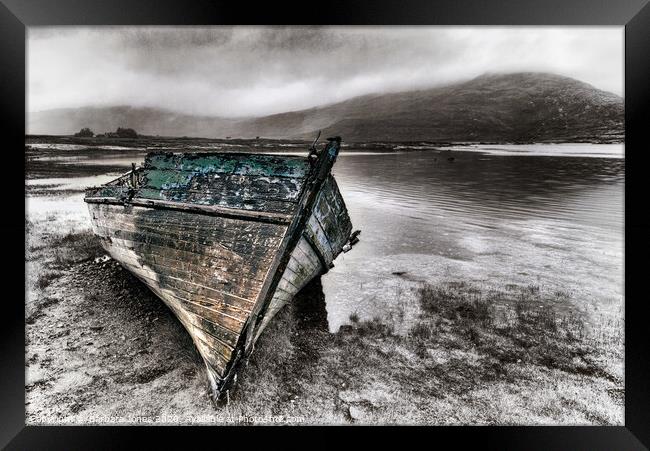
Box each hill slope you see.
[28,73,623,142]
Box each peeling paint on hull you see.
[85,138,354,401]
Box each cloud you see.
[27,26,623,117]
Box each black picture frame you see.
[3,0,649,448]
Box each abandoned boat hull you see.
[85,138,353,399]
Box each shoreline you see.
[25,134,624,149]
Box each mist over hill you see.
[28,72,623,143]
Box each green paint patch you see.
[86,152,312,215]
[141,170,196,191]
[145,153,310,178]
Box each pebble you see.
[348,406,364,421]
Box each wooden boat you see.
[84,137,357,401]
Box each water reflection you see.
[323,148,624,332]
[335,151,623,233]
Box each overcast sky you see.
[27,26,623,118]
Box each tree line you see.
[74,127,138,138]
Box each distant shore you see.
[25,136,624,182]
[25,135,624,181]
[25,134,624,150]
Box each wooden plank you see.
[91,203,288,237]
[292,243,322,275]
[93,210,286,249]
[117,260,246,341]
[144,152,310,178]
[252,240,323,341]
[277,275,299,293]
[312,176,353,253]
[295,236,323,270]
[135,260,263,308]
[132,267,251,326]
[174,307,239,354]
[140,173,304,202]
[93,203,287,244]
[159,295,239,355]
[169,305,240,348]
[86,196,293,225]
[146,253,266,294]
[305,214,335,264]
[135,188,299,215]
[129,152,311,214]
[286,249,321,291]
[109,248,256,305]
[93,221,274,283]
[91,200,286,316]
[97,234,277,302]
[93,223,281,263]
[274,283,299,301]
[193,336,229,377]
[325,176,353,250]
[109,251,256,310]
[93,225,271,276]
[281,258,313,291]
[155,282,252,319]
[86,185,130,199]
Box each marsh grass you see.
[320,280,623,424]
[410,282,621,379]
[35,270,61,290]
[50,231,105,266]
[27,226,106,312]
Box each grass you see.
[35,271,60,290]
[410,283,621,382]
[49,231,105,267]
[27,225,106,314]
[29,229,105,293]
[225,279,623,424]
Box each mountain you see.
[28,72,624,142]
